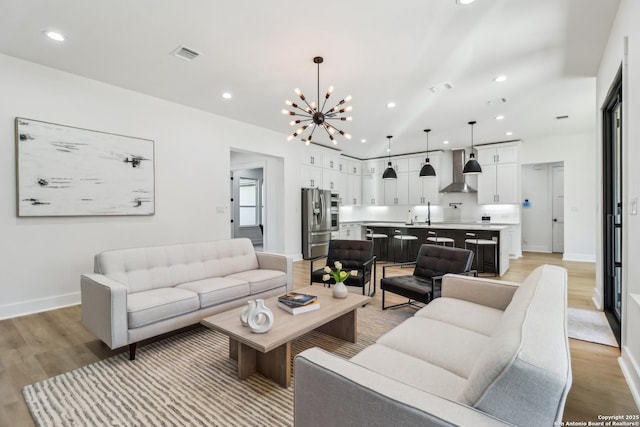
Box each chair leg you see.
[382,289,387,310]
[129,343,137,361]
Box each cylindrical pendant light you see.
[419,129,436,177]
[382,135,397,179]
[463,121,482,175]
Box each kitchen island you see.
[364,222,511,275]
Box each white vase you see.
[248,299,274,334]
[240,300,256,327]
[333,281,349,299]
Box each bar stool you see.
[426,230,455,247]
[393,229,418,263]
[464,232,498,276]
[366,228,389,261]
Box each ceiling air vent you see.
[555,115,569,120]
[171,45,201,62]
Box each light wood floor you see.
[1,252,637,425]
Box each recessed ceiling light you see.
[456,0,476,5]
[506,131,513,136]
[495,115,505,120]
[361,139,367,143]
[222,92,232,99]
[493,75,507,83]
[386,102,396,109]
[43,30,65,42]
[443,140,449,145]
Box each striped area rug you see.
[23,305,411,427]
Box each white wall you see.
[0,54,302,319]
[596,0,640,408]
[520,132,597,262]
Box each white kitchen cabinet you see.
[477,145,518,165]
[407,153,441,205]
[301,147,323,167]
[390,157,409,173]
[362,173,384,205]
[384,172,409,205]
[476,143,520,204]
[322,169,340,192]
[323,151,340,171]
[339,159,362,205]
[362,159,385,176]
[339,223,362,240]
[301,164,323,188]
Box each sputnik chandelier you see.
[282,56,352,145]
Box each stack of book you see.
[277,292,320,314]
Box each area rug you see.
[567,307,618,347]
[23,305,411,427]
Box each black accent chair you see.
[310,239,377,297]
[381,244,476,310]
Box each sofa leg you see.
[129,343,137,361]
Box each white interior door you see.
[552,166,564,253]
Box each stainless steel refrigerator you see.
[301,188,333,259]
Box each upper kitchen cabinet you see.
[475,142,521,204]
[323,151,340,171]
[301,146,323,167]
[408,152,441,205]
[301,164,323,188]
[384,172,409,205]
[340,157,362,205]
[362,160,385,205]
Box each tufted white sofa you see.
[295,264,572,427]
[81,238,292,359]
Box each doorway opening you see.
[602,66,622,347]
[521,162,564,254]
[230,149,285,254]
[231,168,264,250]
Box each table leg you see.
[315,309,357,343]
[231,339,291,388]
[256,342,291,388]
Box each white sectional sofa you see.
[81,238,292,359]
[295,264,571,427]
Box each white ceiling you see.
[0,0,619,159]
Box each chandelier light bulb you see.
[345,95,352,102]
[287,135,294,141]
[285,100,293,106]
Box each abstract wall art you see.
[15,118,155,216]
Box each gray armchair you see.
[381,244,476,309]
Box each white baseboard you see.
[509,250,523,259]
[0,292,80,320]
[592,287,604,310]
[292,253,304,262]
[619,348,640,411]
[562,253,596,262]
[522,246,551,253]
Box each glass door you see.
[602,67,622,346]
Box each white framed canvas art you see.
[15,118,155,216]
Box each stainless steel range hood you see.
[440,149,477,193]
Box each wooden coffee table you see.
[201,285,370,387]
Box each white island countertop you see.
[363,222,512,231]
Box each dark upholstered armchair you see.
[381,244,475,309]
[310,239,376,296]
